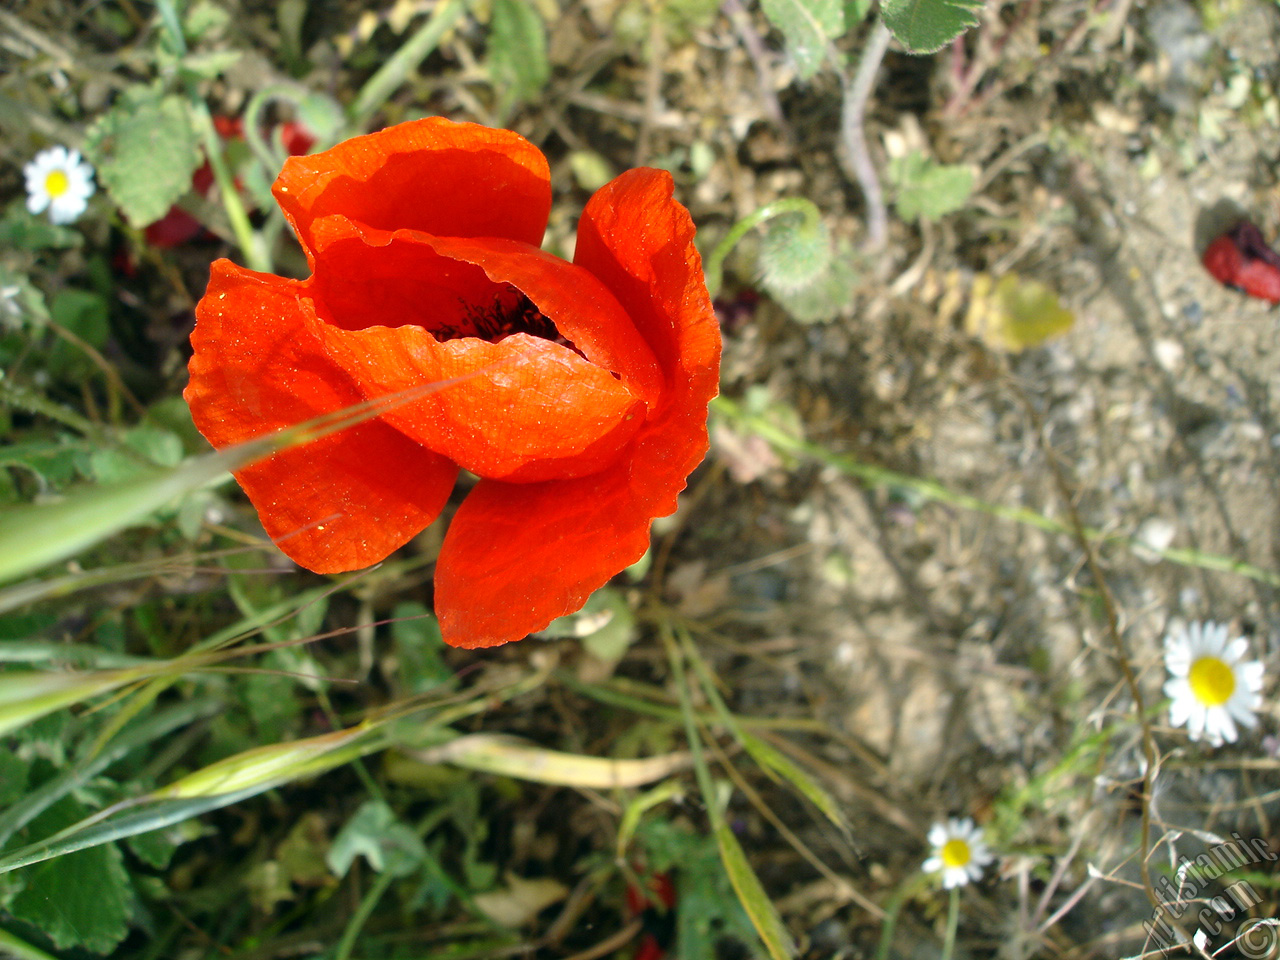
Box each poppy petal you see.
[303,218,652,481]
[315,319,647,482]
[184,259,458,572]
[308,217,511,334]
[421,233,663,408]
[573,167,721,510]
[434,464,654,648]
[274,117,551,261]
[308,216,662,407]
[435,169,721,648]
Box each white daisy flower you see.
[24,146,95,225]
[1164,620,1264,747]
[923,817,993,889]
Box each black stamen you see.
[433,287,577,352]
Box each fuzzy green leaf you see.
[881,0,983,53]
[889,150,974,221]
[328,801,427,878]
[84,91,202,228]
[760,0,844,80]
[6,796,132,952]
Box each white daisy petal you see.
[922,817,993,888]
[23,145,95,225]
[1163,620,1264,748]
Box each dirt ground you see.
[663,0,1280,953]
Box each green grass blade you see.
[150,724,384,800]
[0,669,146,737]
[0,375,477,584]
[0,787,270,876]
[712,817,795,960]
[0,720,399,876]
[0,698,220,849]
[681,635,849,834]
[663,628,795,960]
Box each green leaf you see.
[761,236,859,323]
[84,90,203,228]
[638,819,757,960]
[88,425,185,484]
[0,750,28,805]
[391,602,454,694]
[327,800,427,878]
[760,0,844,80]
[0,203,82,252]
[881,0,983,53]
[488,0,550,115]
[888,150,974,221]
[0,438,84,490]
[6,796,132,952]
[127,829,179,869]
[541,587,637,661]
[49,290,109,349]
[184,0,231,39]
[844,0,873,25]
[179,49,243,79]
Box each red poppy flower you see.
[184,118,720,649]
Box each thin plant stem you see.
[1003,371,1189,945]
[941,886,960,960]
[191,103,271,272]
[349,0,467,128]
[704,197,822,298]
[874,873,931,960]
[335,869,396,960]
[711,394,1280,588]
[0,927,58,960]
[154,0,269,271]
[839,19,892,250]
[722,0,787,129]
[241,83,300,174]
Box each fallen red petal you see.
[1202,220,1280,305]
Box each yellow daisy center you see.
[1188,655,1235,707]
[44,169,70,198]
[941,838,971,869]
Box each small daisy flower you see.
[1164,620,1264,747]
[923,817,994,889]
[24,146,95,225]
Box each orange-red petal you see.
[184,259,458,572]
[307,215,661,406]
[316,322,647,481]
[434,168,721,648]
[274,118,551,261]
[421,233,663,408]
[303,218,655,481]
[572,167,721,509]
[434,465,654,648]
[308,217,511,334]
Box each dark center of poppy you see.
[434,286,578,352]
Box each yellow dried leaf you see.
[965,272,1075,353]
[473,873,568,927]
